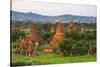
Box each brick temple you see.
[28,23,41,44]
[15,23,41,56]
[49,19,64,49]
[66,20,74,32]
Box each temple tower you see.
[28,23,41,44]
[80,25,86,33]
[16,22,41,56]
[49,19,64,49]
[66,20,74,32]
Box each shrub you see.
[58,39,74,56]
[65,31,96,41]
[72,41,87,55]
[58,39,88,56]
[42,32,55,43]
[11,29,26,42]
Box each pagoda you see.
[49,19,64,49]
[15,22,41,56]
[28,23,41,44]
[66,20,74,32]
[80,25,86,33]
[50,24,55,33]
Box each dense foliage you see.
[11,22,96,56]
[11,29,26,42]
[58,31,96,56]
[65,31,96,41]
[42,32,55,43]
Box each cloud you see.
[12,0,97,16]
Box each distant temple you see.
[66,20,74,32]
[80,25,86,33]
[50,24,55,33]
[49,19,64,49]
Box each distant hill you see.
[11,11,96,23]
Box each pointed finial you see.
[58,18,62,23]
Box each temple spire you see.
[49,19,64,49]
[66,20,74,32]
[56,19,63,33]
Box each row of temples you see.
[49,20,86,49]
[15,19,87,56]
[50,20,86,33]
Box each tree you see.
[11,29,26,42]
[58,39,88,56]
[42,32,55,43]
[72,41,87,55]
[58,39,74,56]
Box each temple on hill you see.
[49,19,64,49]
[66,20,74,32]
[15,23,41,56]
[50,24,55,33]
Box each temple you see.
[15,22,41,56]
[80,25,86,33]
[49,19,64,49]
[28,23,41,44]
[66,20,74,32]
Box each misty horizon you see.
[12,0,97,17]
[11,10,96,17]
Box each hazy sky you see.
[12,0,97,17]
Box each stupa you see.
[80,25,86,33]
[66,20,74,32]
[15,22,41,56]
[49,19,64,49]
[29,23,41,44]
